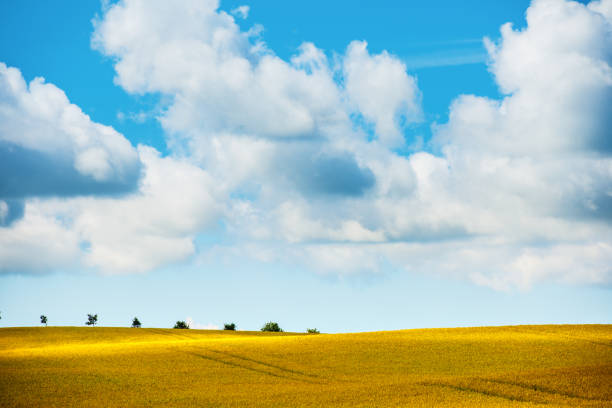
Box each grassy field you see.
[0,325,610,407]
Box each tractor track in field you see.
[482,378,610,402]
[183,348,325,385]
[422,373,612,406]
[420,381,537,404]
[207,348,320,379]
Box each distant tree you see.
[261,322,283,332]
[173,320,189,329]
[132,317,141,328]
[40,315,48,326]
[85,314,98,326]
[224,323,236,331]
[306,328,319,334]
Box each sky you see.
[0,0,611,332]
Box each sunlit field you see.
[1,325,610,407]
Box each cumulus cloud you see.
[344,41,422,147]
[0,63,141,201]
[0,146,222,275]
[91,0,419,196]
[434,0,612,223]
[412,0,612,288]
[0,203,81,274]
[73,146,222,273]
[2,0,611,292]
[91,0,421,149]
[443,0,612,156]
[239,0,611,289]
[88,0,612,290]
[92,0,347,141]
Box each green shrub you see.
[173,320,189,329]
[261,322,283,332]
[306,328,320,334]
[85,314,98,326]
[224,323,236,331]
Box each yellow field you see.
[0,325,610,407]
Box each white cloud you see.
[0,203,81,274]
[0,57,225,275]
[0,63,140,198]
[71,146,222,274]
[433,0,612,226]
[272,200,385,244]
[217,0,612,289]
[473,0,612,155]
[344,41,422,147]
[186,317,220,330]
[3,0,611,292]
[422,0,612,287]
[91,0,424,150]
[471,242,612,291]
[590,0,612,19]
[87,0,612,290]
[92,0,348,142]
[231,5,249,19]
[0,146,222,275]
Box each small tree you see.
[224,323,236,331]
[173,320,189,329]
[40,315,48,326]
[261,322,282,332]
[85,314,98,326]
[306,328,319,334]
[132,317,141,328]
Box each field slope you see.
[1,325,611,407]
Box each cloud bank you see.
[1,0,611,290]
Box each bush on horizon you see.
[261,322,282,332]
[173,320,189,329]
[85,314,98,326]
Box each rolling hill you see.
[1,325,610,407]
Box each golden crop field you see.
[0,325,610,407]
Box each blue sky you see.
[0,0,610,332]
